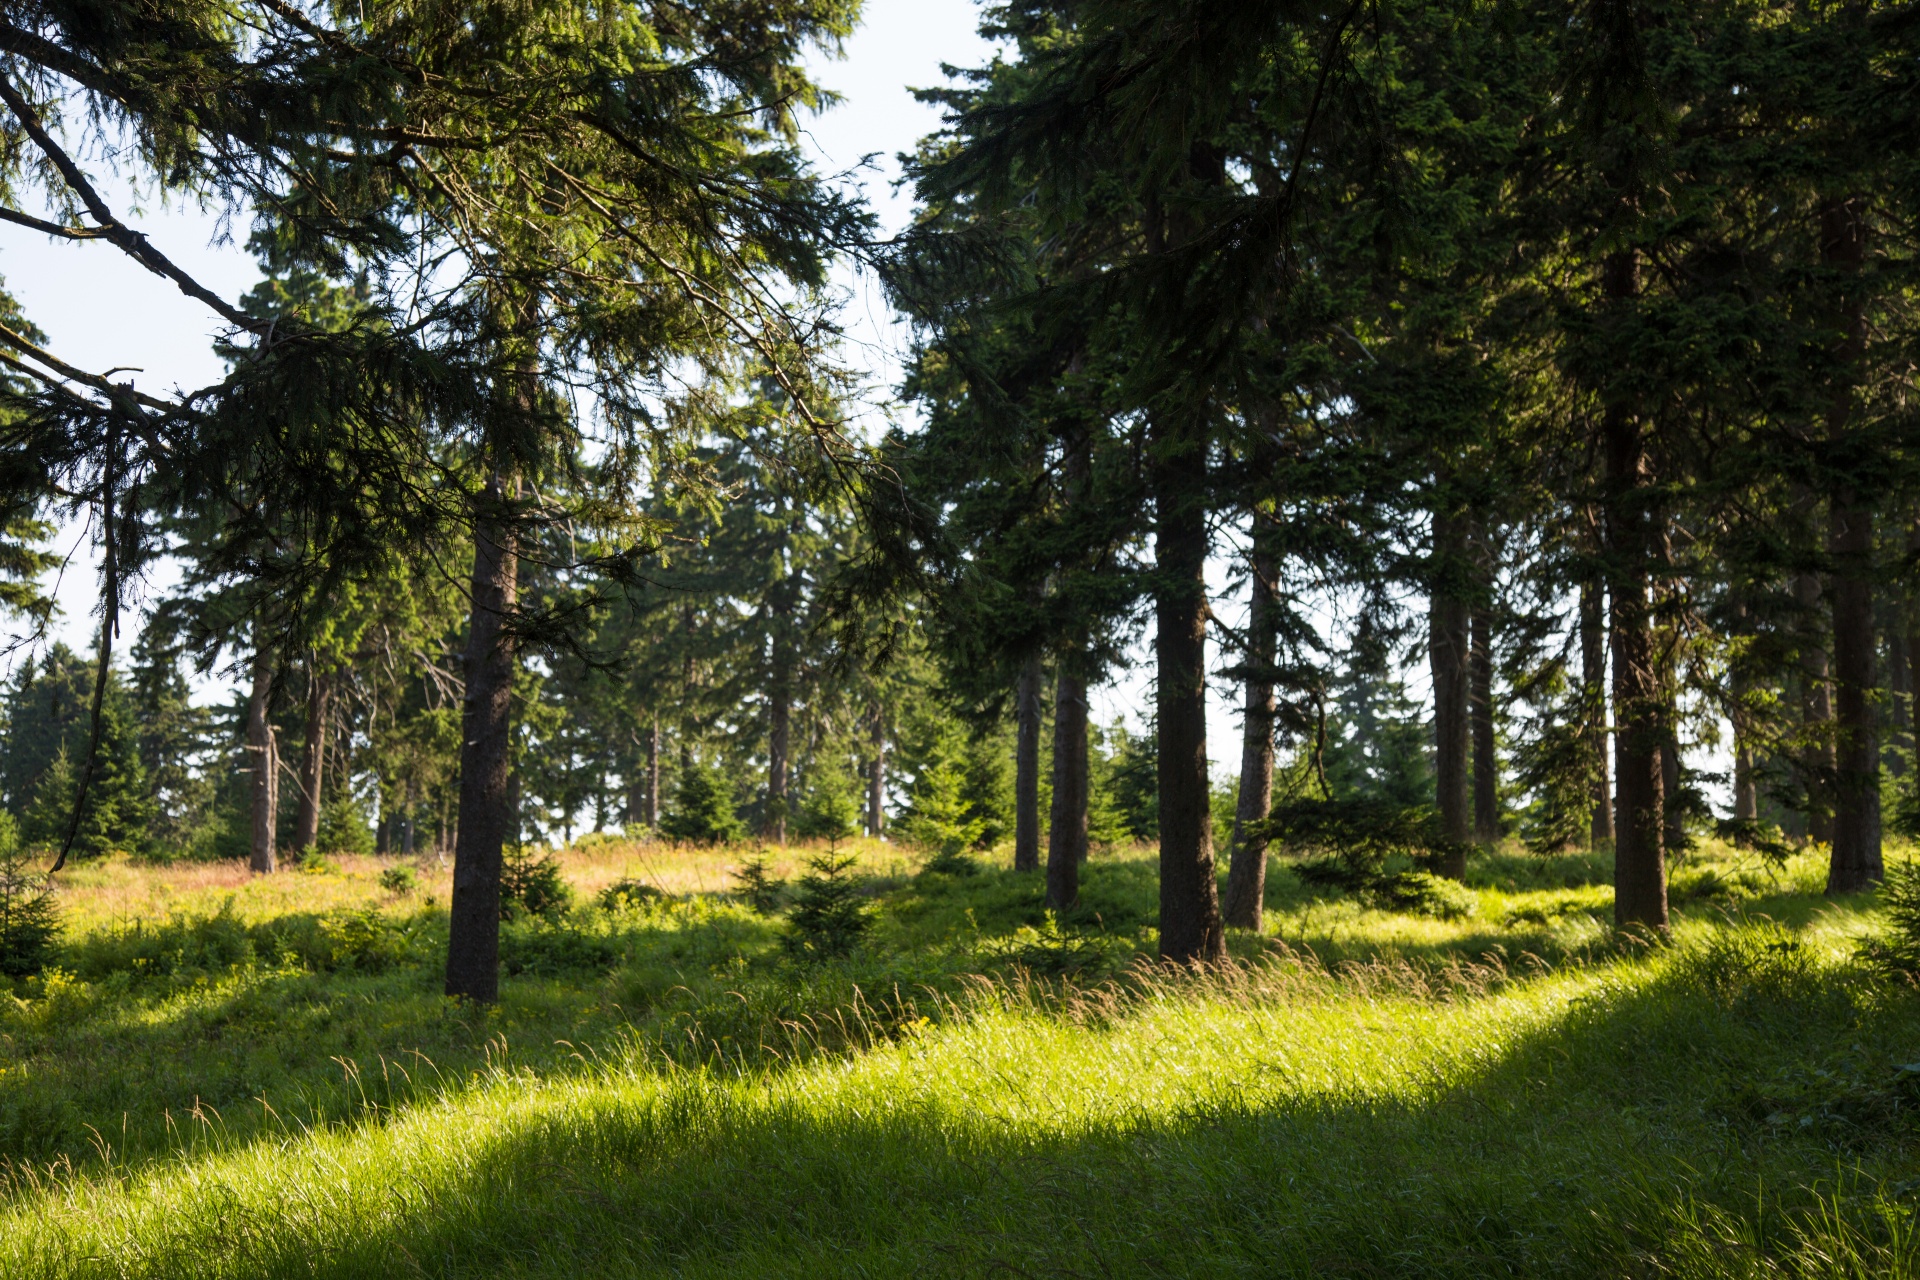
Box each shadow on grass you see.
[14,926,1920,1279]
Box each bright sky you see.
[0,0,1371,779]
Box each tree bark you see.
[1580,578,1614,844]
[1602,250,1669,933]
[1047,670,1088,912]
[294,665,330,854]
[1822,194,1882,893]
[867,705,886,837]
[445,470,519,1003]
[767,632,792,845]
[1471,599,1498,844]
[1223,544,1276,930]
[1152,409,1225,964]
[1429,508,1471,874]
[1795,569,1836,845]
[246,638,278,874]
[646,716,660,829]
[1662,721,1684,854]
[1014,656,1043,872]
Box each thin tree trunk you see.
[294,665,329,853]
[247,638,278,874]
[1047,670,1088,912]
[1602,250,1668,933]
[1887,600,1910,780]
[1152,409,1224,964]
[1662,721,1684,853]
[1014,656,1043,872]
[867,705,886,837]
[445,470,519,1003]
[1580,578,1614,844]
[1429,508,1471,874]
[1731,675,1757,824]
[767,633,792,844]
[1795,569,1836,845]
[646,716,660,829]
[1471,599,1498,844]
[1822,194,1882,892]
[1223,544,1276,930]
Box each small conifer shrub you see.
[0,815,59,977]
[792,770,860,847]
[783,852,872,960]
[1861,862,1920,982]
[378,864,418,895]
[733,854,787,914]
[660,759,744,845]
[500,846,572,918]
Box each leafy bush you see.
[501,846,572,918]
[1368,870,1478,920]
[660,759,743,845]
[316,909,424,972]
[0,816,59,977]
[1860,862,1920,982]
[597,878,664,911]
[502,913,626,975]
[378,864,418,895]
[919,847,980,877]
[733,855,787,914]
[784,853,873,961]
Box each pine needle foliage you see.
[0,815,58,977]
[783,852,873,961]
[660,760,744,846]
[1859,863,1920,983]
[499,847,571,920]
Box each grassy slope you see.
[3,837,1918,1277]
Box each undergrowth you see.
[0,836,1911,1277]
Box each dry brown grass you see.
[51,834,917,932]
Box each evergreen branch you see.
[0,75,266,336]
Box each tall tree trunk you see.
[1795,569,1836,845]
[246,638,278,874]
[1602,250,1669,933]
[1047,669,1088,912]
[1151,409,1224,964]
[445,470,519,1003]
[294,665,330,854]
[767,631,792,844]
[1821,195,1882,892]
[1662,721,1684,854]
[646,716,660,829]
[1471,599,1498,844]
[1887,599,1910,780]
[1580,578,1614,844]
[867,705,886,837]
[1731,680,1758,824]
[1014,655,1043,872]
[1429,508,1471,874]
[1223,544,1276,930]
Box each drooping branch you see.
[0,75,268,336]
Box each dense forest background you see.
[4,0,1920,986]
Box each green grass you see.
[3,836,1917,1276]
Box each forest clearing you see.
[9,1,1920,1276]
[3,834,1918,1277]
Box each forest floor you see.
[2,832,1917,1277]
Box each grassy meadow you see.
[2,834,1918,1277]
